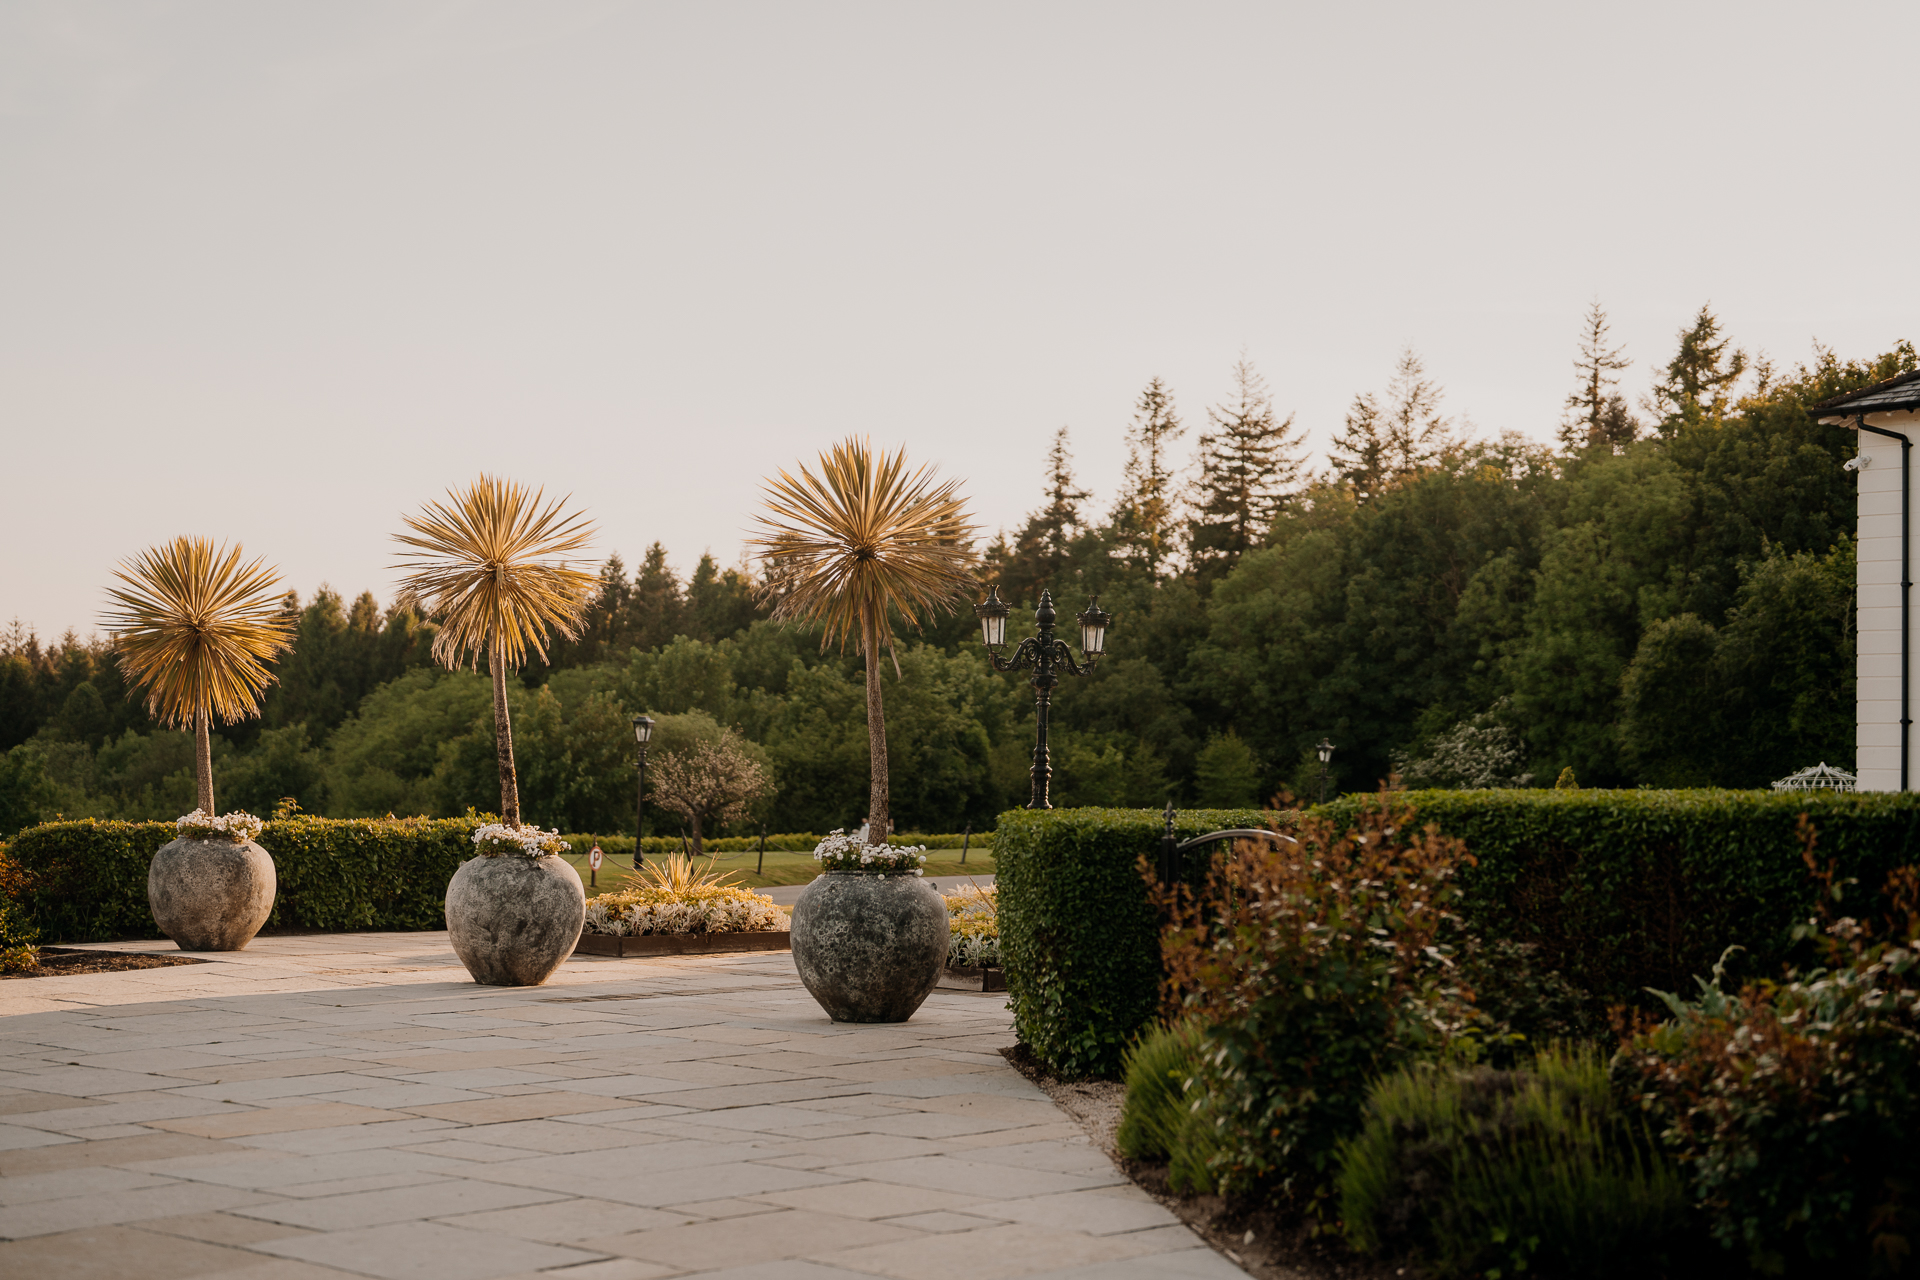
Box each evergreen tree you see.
[1187,358,1301,582]
[1649,303,1747,433]
[1330,350,1447,501]
[997,427,1093,607]
[1560,301,1637,452]
[1329,390,1390,501]
[627,542,686,651]
[685,553,763,642]
[1111,378,1186,581]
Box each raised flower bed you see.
[576,858,787,958]
[941,882,1002,990]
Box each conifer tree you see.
[1330,350,1449,501]
[628,542,686,650]
[1559,301,1637,452]
[1187,358,1301,582]
[1330,391,1390,501]
[998,426,1093,606]
[1110,378,1186,581]
[1648,303,1746,434]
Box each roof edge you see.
[1812,367,1920,415]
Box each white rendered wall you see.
[1853,410,1920,791]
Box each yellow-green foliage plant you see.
[583,853,782,936]
[101,536,294,814]
[393,475,598,827]
[1337,1046,1688,1278]
[944,881,998,967]
[749,438,976,846]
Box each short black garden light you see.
[973,586,1111,809]
[1316,737,1335,806]
[631,714,655,868]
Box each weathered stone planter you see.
[445,855,585,987]
[574,931,791,957]
[148,835,276,951]
[790,872,948,1022]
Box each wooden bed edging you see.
[573,931,791,957]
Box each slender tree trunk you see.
[689,811,703,857]
[490,647,520,825]
[863,611,890,845]
[194,708,214,814]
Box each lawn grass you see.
[561,846,995,893]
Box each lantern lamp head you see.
[1316,737,1335,765]
[632,714,656,746]
[974,586,1011,648]
[1076,597,1111,656]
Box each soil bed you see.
[1000,1044,1416,1280]
[4,948,209,979]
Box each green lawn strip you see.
[562,848,994,893]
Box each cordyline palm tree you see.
[393,475,597,826]
[750,438,977,845]
[102,537,295,815]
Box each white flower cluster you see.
[811,828,928,875]
[175,810,264,842]
[471,823,570,858]
[583,884,784,936]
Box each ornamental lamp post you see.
[631,714,655,870]
[973,587,1111,809]
[1315,737,1335,806]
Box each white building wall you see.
[1851,410,1920,791]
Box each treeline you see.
[1,305,1906,835]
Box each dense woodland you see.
[1,305,1907,838]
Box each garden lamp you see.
[631,714,656,866]
[1076,598,1110,657]
[974,586,1010,648]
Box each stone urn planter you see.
[446,853,585,987]
[790,872,949,1022]
[149,834,277,951]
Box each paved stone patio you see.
[0,933,1244,1280]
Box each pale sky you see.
[4,1,1915,640]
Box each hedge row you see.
[9,816,484,942]
[999,791,1920,1077]
[1319,788,1920,1009]
[994,806,1269,1079]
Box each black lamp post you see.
[1315,737,1335,806]
[631,714,655,869]
[973,587,1110,809]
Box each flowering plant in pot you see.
[750,438,976,1023]
[103,537,293,951]
[392,474,598,987]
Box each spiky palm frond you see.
[102,537,294,727]
[749,438,978,651]
[391,475,599,670]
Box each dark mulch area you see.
[3,947,208,979]
[1001,1043,1416,1280]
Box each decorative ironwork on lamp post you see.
[973,586,1111,809]
[1315,737,1335,806]
[631,714,655,869]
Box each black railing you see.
[1155,802,1298,888]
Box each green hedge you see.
[1319,788,1920,1011]
[995,806,1269,1079]
[10,816,483,942]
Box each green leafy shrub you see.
[994,806,1269,1078]
[1614,830,1920,1274]
[1159,790,1475,1203]
[1316,788,1920,1014]
[1117,1019,1203,1162]
[0,843,39,971]
[1339,1046,1687,1277]
[9,815,484,941]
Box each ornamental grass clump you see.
[1613,818,1920,1274]
[1338,1046,1687,1278]
[945,882,999,967]
[584,853,782,936]
[1156,787,1478,1205]
[1116,1018,1224,1194]
[812,828,927,875]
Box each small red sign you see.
[588,845,604,871]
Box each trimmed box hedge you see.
[1319,788,1920,1011]
[8,816,484,942]
[994,806,1269,1080]
[566,831,995,856]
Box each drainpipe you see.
[1857,414,1912,790]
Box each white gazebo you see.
[1817,370,1920,791]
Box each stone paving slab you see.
[0,933,1244,1278]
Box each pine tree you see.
[1187,358,1302,582]
[1110,378,1186,581]
[626,543,685,651]
[998,426,1093,607]
[1648,304,1746,434]
[1329,350,1449,501]
[1559,301,1636,452]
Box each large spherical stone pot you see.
[148,836,277,951]
[445,855,585,987]
[790,872,949,1023]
